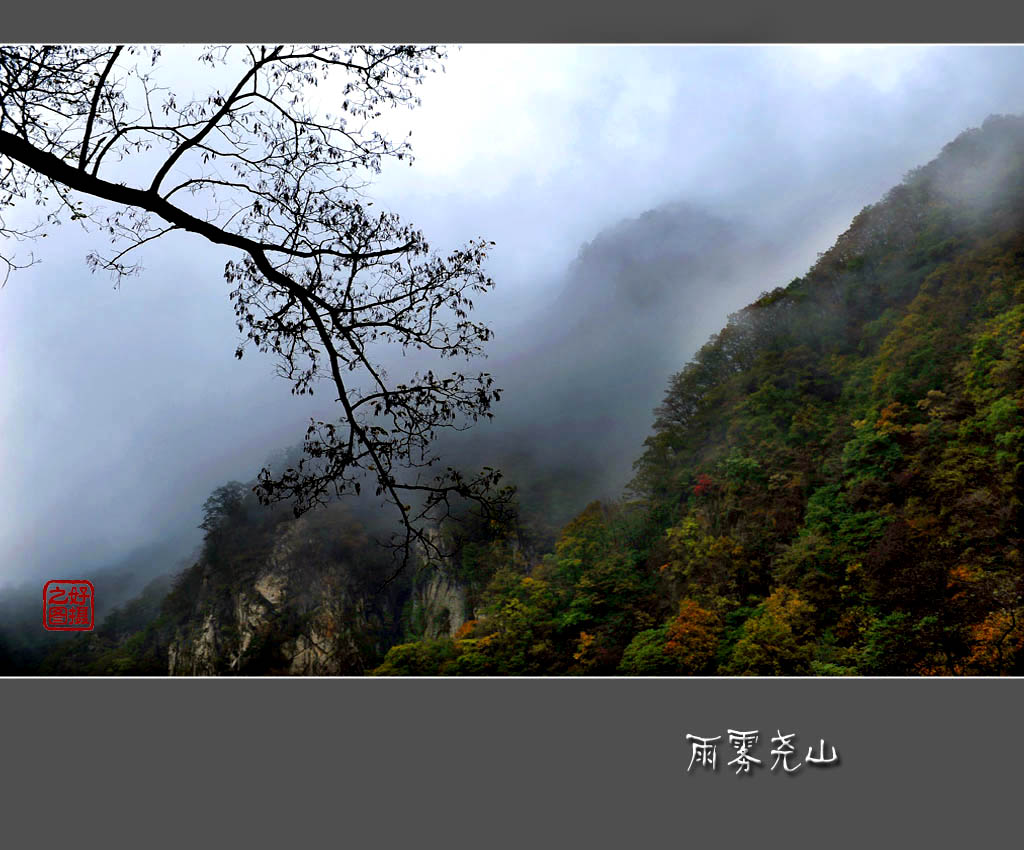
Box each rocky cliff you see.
[166,503,400,675]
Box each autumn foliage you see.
[371,116,1024,676]
[663,600,722,673]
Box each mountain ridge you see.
[13,113,1024,675]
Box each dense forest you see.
[10,114,1024,675]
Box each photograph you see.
[3,43,1024,678]
[7,22,1024,844]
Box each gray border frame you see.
[4,677,1022,844]
[6,0,1024,42]
[4,3,1024,845]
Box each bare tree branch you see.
[0,43,512,575]
[79,46,122,170]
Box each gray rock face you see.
[167,507,387,675]
[411,568,469,641]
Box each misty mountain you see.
[447,200,789,526]
[14,113,1024,676]
[375,113,1024,675]
[6,197,774,674]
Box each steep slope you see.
[627,114,1024,676]
[448,201,786,533]
[376,114,1024,676]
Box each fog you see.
[4,45,1024,590]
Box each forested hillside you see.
[375,114,1024,675]
[23,114,1024,676]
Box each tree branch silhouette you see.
[0,44,512,574]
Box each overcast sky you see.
[4,44,1024,588]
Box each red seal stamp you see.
[43,580,95,631]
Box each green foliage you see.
[723,588,816,675]
[411,114,1024,678]
[618,627,674,675]
[372,640,458,676]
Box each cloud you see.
[4,45,1024,586]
